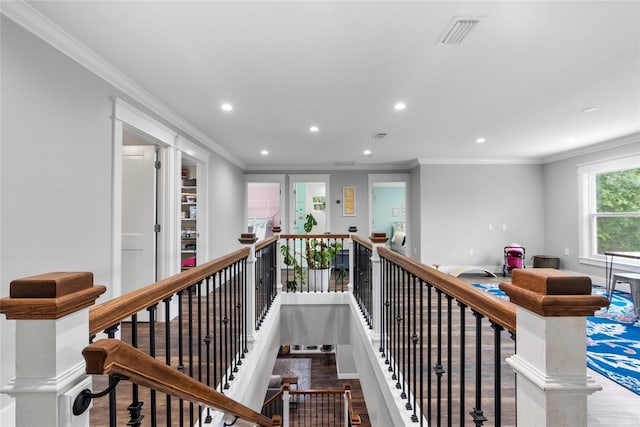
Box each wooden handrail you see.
[289,388,346,395]
[261,389,283,410]
[256,235,279,252]
[378,247,517,333]
[279,233,351,240]
[89,248,249,336]
[351,235,372,250]
[83,339,274,426]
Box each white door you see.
[122,145,158,294]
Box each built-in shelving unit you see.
[181,164,197,271]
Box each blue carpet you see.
[472,283,640,395]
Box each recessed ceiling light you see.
[566,138,576,143]
[394,102,406,111]
[260,150,269,156]
[476,138,486,143]
[363,149,372,156]
[221,103,233,111]
[582,107,599,113]
[309,125,319,132]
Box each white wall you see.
[419,163,546,271]
[209,151,245,258]
[0,17,246,423]
[0,16,117,422]
[410,165,422,260]
[543,136,640,279]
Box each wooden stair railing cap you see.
[0,272,106,320]
[238,233,258,244]
[499,268,610,317]
[370,232,388,244]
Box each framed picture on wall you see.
[343,186,356,216]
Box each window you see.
[578,155,640,264]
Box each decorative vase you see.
[307,268,331,292]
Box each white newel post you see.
[282,383,290,427]
[369,232,388,350]
[272,226,283,294]
[0,272,106,427]
[500,268,610,427]
[347,226,358,292]
[239,233,258,349]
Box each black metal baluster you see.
[492,321,504,427]
[223,268,230,389]
[458,302,467,427]
[229,265,236,382]
[243,258,249,357]
[104,324,119,427]
[470,311,487,426]
[435,289,445,426]
[256,251,262,330]
[177,290,185,427]
[368,247,373,327]
[188,286,195,425]
[213,272,220,394]
[147,304,158,426]
[410,275,418,419]
[394,264,401,390]
[385,259,392,366]
[402,269,408,401]
[204,277,212,424]
[426,283,432,425]
[163,296,173,427]
[128,313,144,426]
[392,263,399,382]
[446,294,453,427]
[382,259,388,359]
[197,280,203,426]
[390,258,396,375]
[416,278,424,425]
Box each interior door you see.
[122,145,158,295]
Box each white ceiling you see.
[18,1,640,169]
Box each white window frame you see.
[577,154,640,269]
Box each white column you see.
[347,237,354,292]
[500,268,610,427]
[369,233,388,349]
[239,234,258,349]
[0,272,106,427]
[507,311,601,427]
[273,227,283,294]
[282,385,290,427]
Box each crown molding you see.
[243,161,413,172]
[416,157,542,166]
[541,132,640,164]
[1,0,245,169]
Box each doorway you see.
[369,174,410,255]
[290,175,330,234]
[247,182,281,241]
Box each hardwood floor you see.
[274,353,371,427]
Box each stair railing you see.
[81,338,277,426]
[278,234,351,293]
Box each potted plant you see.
[280,213,342,292]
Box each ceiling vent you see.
[372,132,387,139]
[438,17,483,45]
